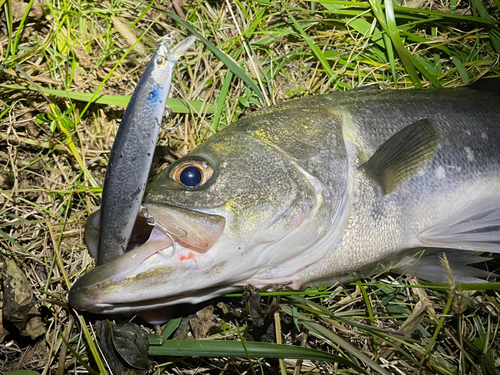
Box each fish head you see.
[70,109,347,314]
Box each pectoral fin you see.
[361,119,439,194]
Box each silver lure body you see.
[96,37,195,265]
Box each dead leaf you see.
[172,317,191,339]
[2,257,46,339]
[242,284,267,326]
[73,47,93,69]
[112,322,153,370]
[96,320,153,374]
[0,293,9,344]
[188,305,217,339]
[23,316,46,340]
[10,0,43,23]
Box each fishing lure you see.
[96,36,196,265]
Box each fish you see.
[69,81,500,314]
[95,36,196,265]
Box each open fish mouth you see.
[69,203,227,314]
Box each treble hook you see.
[140,206,188,258]
[158,32,179,50]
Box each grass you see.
[1,0,500,374]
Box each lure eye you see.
[155,56,166,67]
[170,160,213,188]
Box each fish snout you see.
[68,273,103,312]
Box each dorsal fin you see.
[361,119,439,195]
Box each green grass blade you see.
[400,30,453,55]
[456,282,500,291]
[0,228,34,256]
[450,0,458,13]
[162,10,264,99]
[375,0,422,87]
[470,0,500,53]
[451,55,470,84]
[77,314,108,375]
[11,0,34,61]
[284,7,335,81]
[281,305,392,375]
[60,332,100,375]
[2,0,13,59]
[14,62,51,102]
[0,84,214,113]
[421,289,454,364]
[76,18,157,123]
[212,70,234,132]
[407,54,441,87]
[160,317,183,341]
[149,339,367,372]
[321,2,387,50]
[316,1,498,25]
[472,315,487,350]
[384,33,398,86]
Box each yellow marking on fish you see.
[210,142,234,154]
[342,126,356,145]
[253,129,269,141]
[203,261,228,277]
[341,114,358,145]
[225,199,236,212]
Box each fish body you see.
[96,37,195,265]
[69,84,500,314]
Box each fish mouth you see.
[69,203,227,314]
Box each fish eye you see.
[170,160,213,188]
[180,166,201,187]
[155,56,166,67]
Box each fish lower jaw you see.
[82,285,240,314]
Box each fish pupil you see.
[180,166,202,187]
